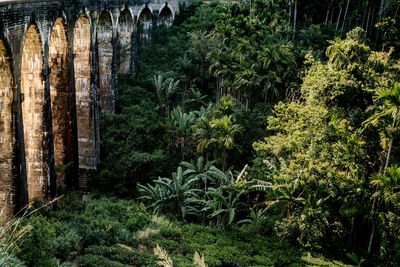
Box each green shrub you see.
[17,215,58,267]
[142,223,349,267]
[71,198,150,247]
[77,254,129,267]
[56,192,86,213]
[54,223,81,261]
[51,198,151,253]
[96,80,173,196]
[85,245,134,263]
[84,245,159,266]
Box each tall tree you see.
[365,84,400,174]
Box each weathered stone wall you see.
[0,40,15,217]
[74,14,94,172]
[21,25,47,202]
[0,0,182,215]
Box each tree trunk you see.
[366,7,371,35]
[341,0,350,32]
[362,5,367,28]
[371,7,376,35]
[325,9,330,26]
[249,0,252,15]
[216,79,219,101]
[288,0,292,25]
[376,0,385,42]
[293,0,297,40]
[181,137,185,161]
[335,3,343,35]
[378,0,385,23]
[368,128,394,253]
[384,137,393,174]
[182,81,187,113]
[368,194,379,254]
[325,0,334,26]
[368,221,376,253]
[264,90,268,104]
[222,150,227,172]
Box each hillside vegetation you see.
[2,0,400,266]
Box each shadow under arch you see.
[138,6,153,44]
[118,9,134,74]
[49,17,73,188]
[158,4,174,27]
[97,11,114,113]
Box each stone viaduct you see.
[0,0,181,217]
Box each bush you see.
[54,223,81,261]
[143,223,347,267]
[84,245,159,266]
[77,254,129,267]
[73,198,150,247]
[96,80,173,196]
[17,215,58,267]
[56,192,86,213]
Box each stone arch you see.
[21,24,47,201]
[118,9,134,74]
[0,39,15,216]
[97,11,114,113]
[158,4,174,27]
[49,17,72,187]
[74,14,95,170]
[138,7,153,44]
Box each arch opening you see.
[158,6,173,27]
[49,18,72,187]
[0,39,15,216]
[74,14,95,170]
[118,9,134,74]
[97,12,114,113]
[21,25,47,201]
[138,7,153,44]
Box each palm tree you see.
[138,166,201,220]
[371,165,400,204]
[164,106,196,160]
[178,53,191,112]
[187,88,208,108]
[364,84,400,253]
[367,165,400,253]
[364,84,400,173]
[199,165,249,227]
[152,74,179,115]
[209,115,243,171]
[252,178,305,218]
[193,114,213,162]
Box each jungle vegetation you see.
[2,0,400,266]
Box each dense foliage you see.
[2,0,400,266]
[11,196,350,266]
